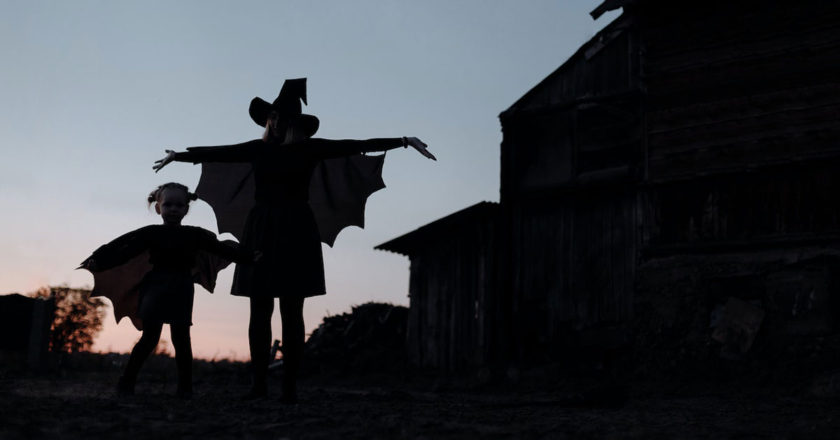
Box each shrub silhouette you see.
[30,286,106,353]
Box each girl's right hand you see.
[153,150,176,173]
[405,137,436,161]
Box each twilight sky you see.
[0,1,618,359]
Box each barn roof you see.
[591,0,634,20]
[374,202,499,256]
[499,6,632,120]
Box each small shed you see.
[376,202,504,372]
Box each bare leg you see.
[279,296,305,403]
[170,323,193,398]
[248,297,274,397]
[120,321,163,395]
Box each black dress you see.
[173,137,405,298]
[87,225,243,325]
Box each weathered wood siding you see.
[510,190,636,361]
[641,1,840,182]
[498,13,643,363]
[641,163,840,250]
[501,15,641,203]
[631,0,840,368]
[401,210,503,372]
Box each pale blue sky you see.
[0,1,618,359]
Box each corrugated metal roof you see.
[374,201,499,256]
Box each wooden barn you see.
[625,0,840,367]
[498,3,641,365]
[379,0,840,373]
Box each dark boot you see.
[175,361,193,399]
[242,364,268,400]
[174,353,193,399]
[280,347,299,404]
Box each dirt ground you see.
[2,355,840,439]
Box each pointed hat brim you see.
[249,97,320,137]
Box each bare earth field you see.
[1,355,839,439]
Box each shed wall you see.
[405,216,503,372]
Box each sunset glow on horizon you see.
[1,1,619,360]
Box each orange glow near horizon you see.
[89,298,329,362]
[4,244,411,362]
[90,316,252,361]
[4,284,340,362]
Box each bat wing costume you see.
[82,225,241,330]
[194,153,386,247]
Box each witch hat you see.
[249,78,320,137]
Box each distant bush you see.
[30,286,106,353]
[304,302,408,375]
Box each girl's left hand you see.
[153,150,176,173]
[405,137,436,161]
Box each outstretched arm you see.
[81,227,153,271]
[301,137,436,160]
[153,140,261,172]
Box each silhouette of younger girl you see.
[81,183,253,398]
